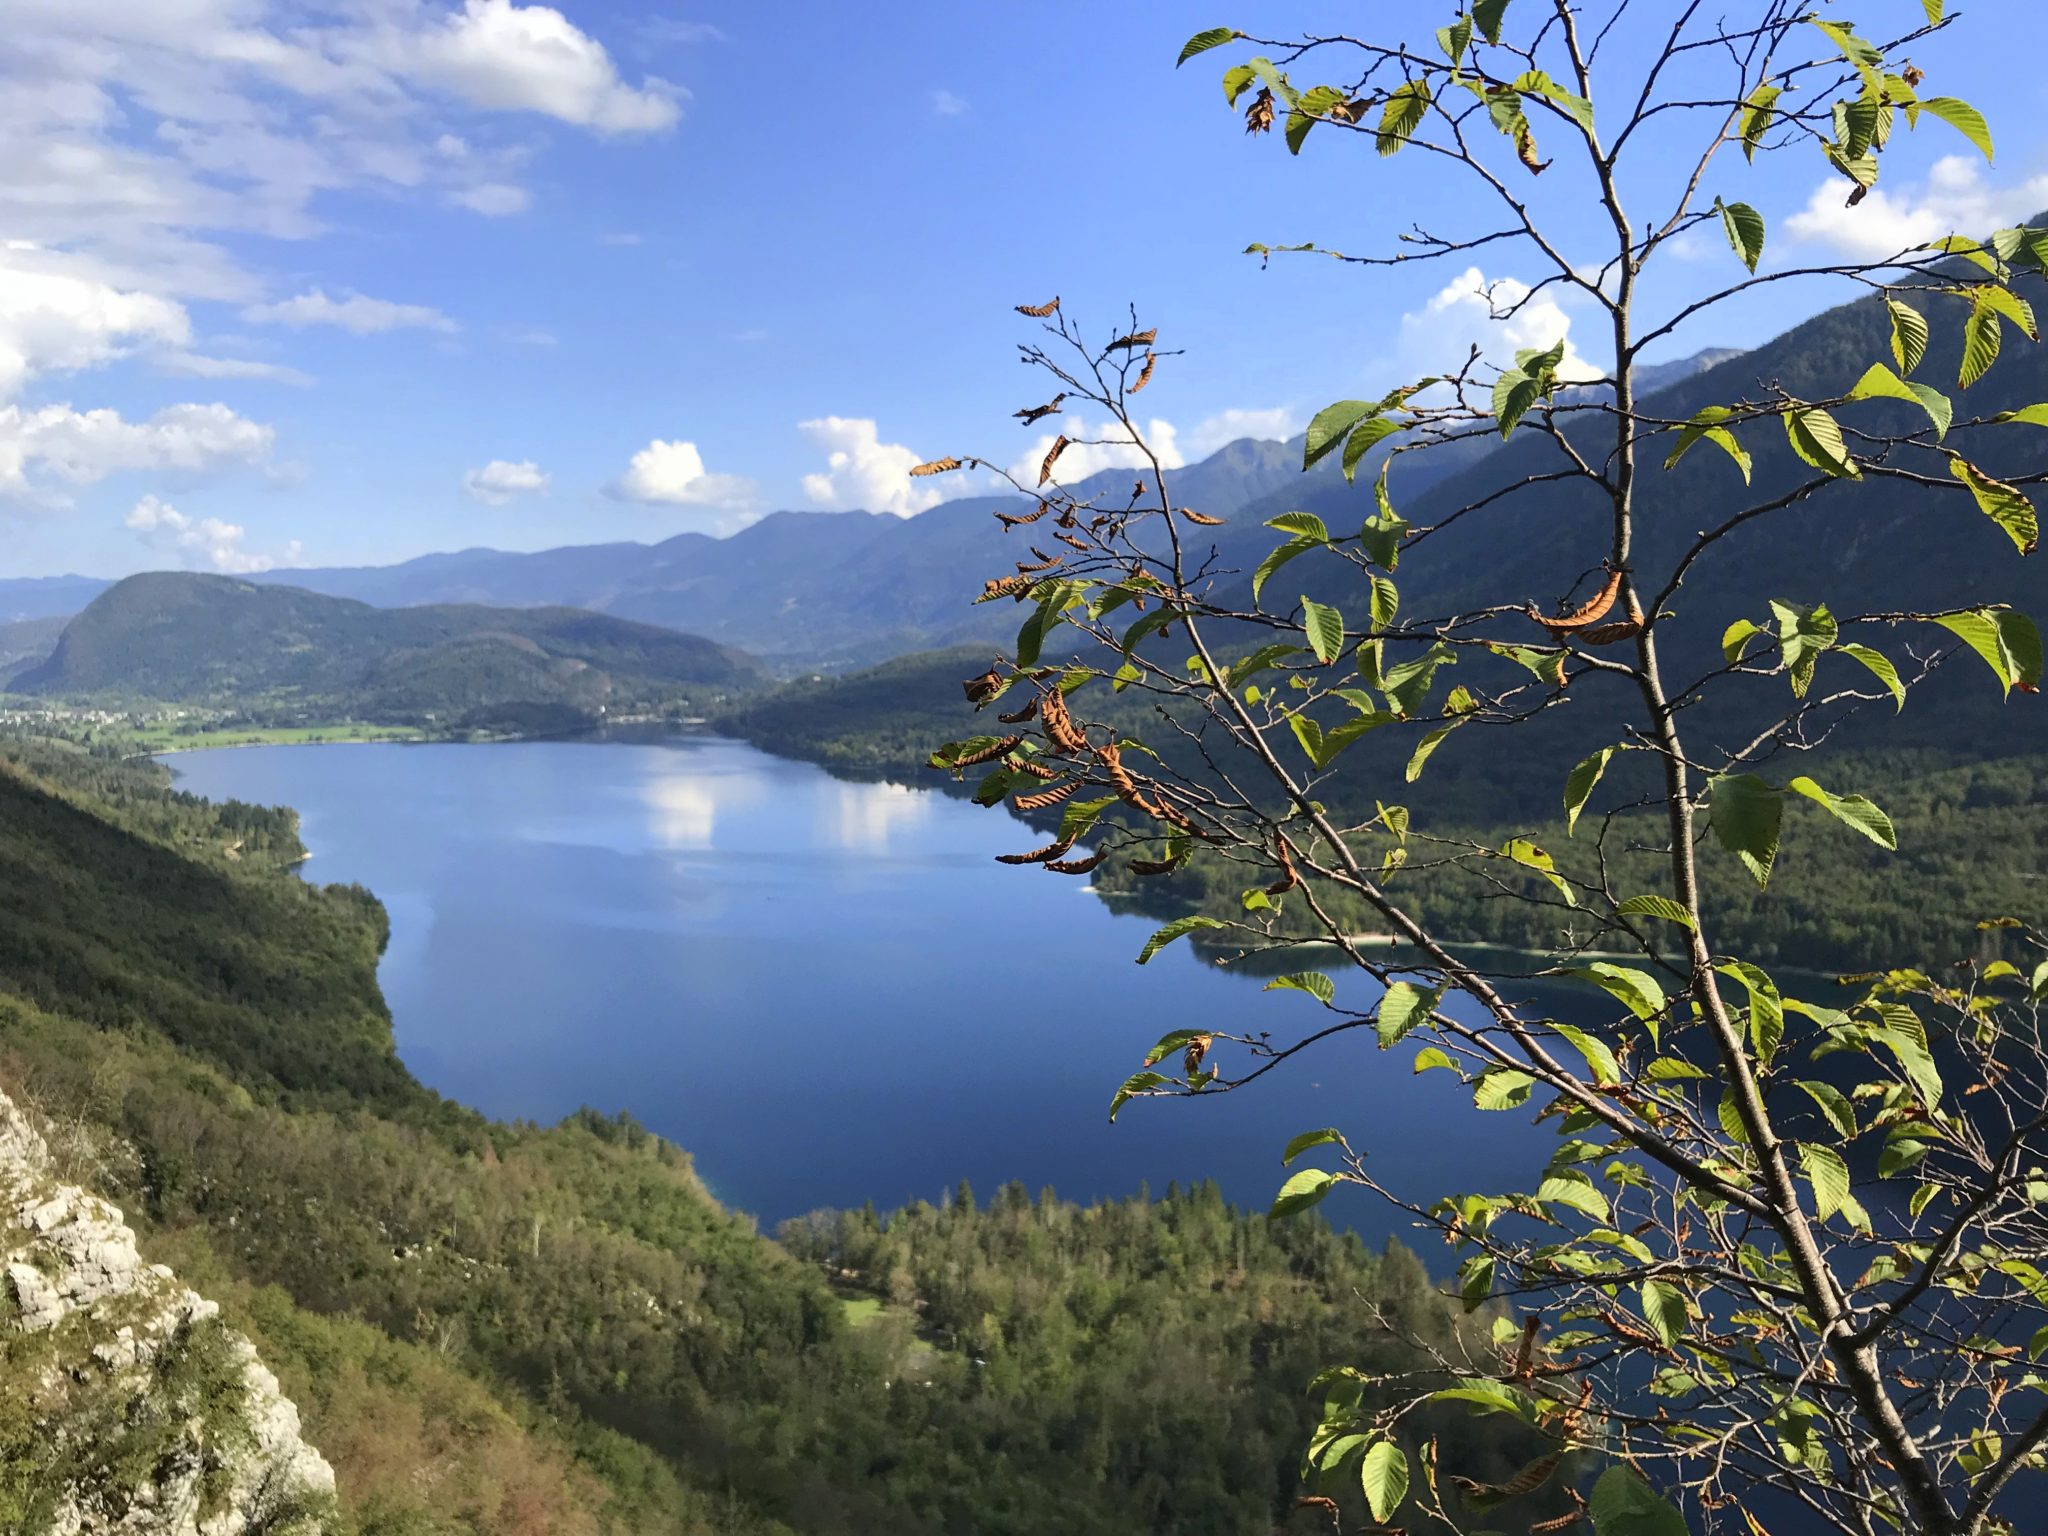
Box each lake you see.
[164,733,1550,1247]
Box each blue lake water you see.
[164,733,1550,1247]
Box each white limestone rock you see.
[0,1087,337,1534]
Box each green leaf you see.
[1413,1047,1458,1074]
[1282,1127,1342,1164]
[1301,597,1345,663]
[1800,1143,1853,1221]
[1770,599,1837,697]
[1266,971,1336,1005]
[1838,642,1905,709]
[1798,1080,1858,1140]
[1710,774,1783,888]
[1962,299,2003,389]
[1722,617,1763,664]
[1739,83,1782,161]
[1375,80,1431,156]
[1177,26,1237,66]
[1616,894,1695,929]
[1639,1280,1687,1347]
[1474,1068,1536,1111]
[1784,406,1858,478]
[1266,510,1332,541]
[1492,366,1544,439]
[1376,981,1441,1048]
[1572,963,1668,1030]
[1221,63,1256,106]
[1553,1023,1621,1086]
[1251,537,1317,604]
[1994,402,2048,428]
[1137,915,1224,965]
[1716,198,1765,272]
[1473,0,1511,45]
[1285,85,1347,154]
[1720,959,1784,1064]
[1931,609,2042,694]
[1848,361,1951,438]
[1919,96,1993,161]
[1948,457,2039,554]
[1513,69,1594,134]
[1340,415,1400,482]
[1564,746,1617,836]
[1405,720,1461,782]
[1302,401,1378,469]
[1060,795,1119,843]
[1369,574,1399,632]
[1590,1465,1689,1536]
[1361,1441,1409,1524]
[1108,1071,1171,1122]
[1141,1029,1209,1067]
[1437,15,1474,63]
[1501,835,1575,906]
[1788,776,1897,849]
[1270,1167,1337,1219]
[1489,642,1567,686]
[1887,298,1929,374]
[1663,405,1752,482]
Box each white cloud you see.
[799,416,947,517]
[242,289,457,335]
[607,437,754,506]
[1401,265,1601,383]
[1184,407,1301,457]
[1784,156,2048,261]
[124,492,298,574]
[449,180,531,216]
[0,401,274,495]
[932,89,968,117]
[403,0,683,135]
[0,0,680,302]
[464,457,548,503]
[156,351,313,387]
[0,243,191,398]
[1009,415,1185,488]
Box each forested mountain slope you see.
[0,736,1535,1534]
[10,573,765,726]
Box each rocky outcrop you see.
[0,1088,336,1534]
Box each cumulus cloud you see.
[464,457,549,503]
[799,416,949,517]
[125,492,299,574]
[607,438,754,507]
[403,0,683,135]
[1784,156,2048,261]
[1184,407,1301,457]
[1009,415,1185,488]
[449,181,531,216]
[0,244,191,398]
[932,89,968,117]
[0,0,679,302]
[0,402,274,496]
[1401,265,1602,383]
[242,289,457,334]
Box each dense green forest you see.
[0,731,1534,1534]
[717,650,2045,972]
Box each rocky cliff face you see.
[0,1088,336,1534]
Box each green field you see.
[131,721,427,752]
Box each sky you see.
[3,0,2047,579]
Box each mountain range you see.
[0,350,1748,677]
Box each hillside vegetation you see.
[0,732,1531,1534]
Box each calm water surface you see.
[165,734,1548,1245]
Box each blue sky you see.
[3,0,2046,578]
